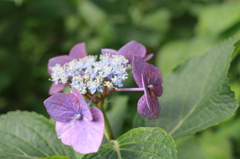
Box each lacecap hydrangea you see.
[44,41,163,154]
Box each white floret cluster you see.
[50,54,131,94]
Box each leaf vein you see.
[0,129,49,157]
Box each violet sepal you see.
[49,82,66,95]
[48,43,87,94]
[132,55,163,119]
[101,41,153,64]
[43,88,104,154]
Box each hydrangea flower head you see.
[101,41,153,64]
[132,55,163,119]
[48,43,87,94]
[43,88,104,154]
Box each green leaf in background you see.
[230,82,240,100]
[176,135,205,159]
[134,36,240,139]
[140,9,170,33]
[156,35,215,76]
[43,156,71,159]
[198,131,232,159]
[101,95,128,144]
[196,1,240,35]
[0,111,76,159]
[78,0,107,29]
[176,133,232,159]
[106,95,128,138]
[27,0,75,19]
[83,127,177,159]
[213,116,240,156]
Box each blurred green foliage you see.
[1,0,240,158]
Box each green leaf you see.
[197,1,240,35]
[43,156,71,159]
[78,0,107,28]
[0,111,76,159]
[217,116,240,144]
[176,136,205,159]
[134,36,240,139]
[230,82,240,100]
[156,36,216,76]
[140,9,171,33]
[28,0,75,19]
[106,95,128,138]
[197,131,232,159]
[102,95,128,144]
[176,132,232,159]
[83,127,177,159]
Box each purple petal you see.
[69,43,87,59]
[48,55,73,75]
[137,94,160,119]
[72,88,93,121]
[49,82,66,95]
[133,55,163,97]
[143,53,154,61]
[72,88,87,106]
[44,93,80,122]
[55,107,104,154]
[144,61,163,97]
[118,41,146,63]
[133,55,162,119]
[101,48,118,55]
[141,73,160,119]
[132,55,145,87]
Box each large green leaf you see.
[83,127,177,159]
[0,111,76,159]
[134,36,240,139]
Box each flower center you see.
[50,54,131,94]
[74,113,81,120]
[148,84,154,90]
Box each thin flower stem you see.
[98,100,114,141]
[116,88,144,91]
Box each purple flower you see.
[48,43,87,94]
[43,88,104,154]
[101,41,153,64]
[132,55,163,119]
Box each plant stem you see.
[116,87,144,91]
[98,100,114,141]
